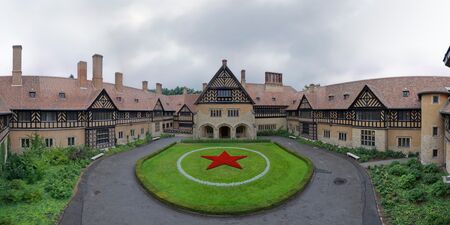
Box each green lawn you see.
[136,142,313,215]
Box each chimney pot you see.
[115,72,123,91]
[156,83,162,94]
[77,61,87,88]
[12,45,22,86]
[142,81,148,91]
[92,54,103,89]
[222,59,227,67]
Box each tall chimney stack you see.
[222,59,227,67]
[241,69,246,87]
[77,61,87,88]
[156,83,162,94]
[183,86,188,95]
[12,45,22,86]
[203,83,207,91]
[115,72,123,91]
[92,54,103,89]
[142,81,148,91]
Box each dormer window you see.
[402,90,410,97]
[293,100,297,104]
[29,91,36,98]
[134,98,139,103]
[272,97,276,101]
[343,94,349,100]
[59,92,66,99]
[328,95,334,101]
[256,97,260,101]
[116,97,122,102]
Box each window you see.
[18,111,31,122]
[398,111,411,121]
[21,138,30,148]
[41,112,57,122]
[337,111,346,120]
[68,137,75,146]
[339,132,347,141]
[129,112,138,118]
[67,112,77,121]
[118,131,123,139]
[210,109,222,117]
[92,112,113,121]
[96,129,110,144]
[343,94,349,100]
[116,97,122,102]
[29,91,36,98]
[228,109,239,117]
[163,124,166,129]
[217,89,232,97]
[130,129,135,137]
[134,98,139,103]
[432,126,438,136]
[432,149,438,157]
[328,95,334,101]
[141,128,145,134]
[45,138,53,147]
[432,95,439,104]
[397,137,410,148]
[59,92,66,99]
[272,97,276,101]
[324,130,330,138]
[258,124,276,130]
[402,90,410,97]
[256,97,260,101]
[361,130,375,147]
[302,123,309,134]
[356,110,381,121]
[299,110,312,118]
[155,122,160,132]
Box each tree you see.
[149,86,202,95]
[303,83,320,91]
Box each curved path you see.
[59,137,381,225]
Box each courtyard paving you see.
[59,137,381,225]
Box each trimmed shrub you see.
[388,164,409,176]
[406,159,422,170]
[423,173,440,185]
[406,188,427,203]
[398,174,416,189]
[257,129,291,137]
[423,164,441,174]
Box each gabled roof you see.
[0,96,10,115]
[245,83,298,106]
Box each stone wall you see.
[420,94,446,165]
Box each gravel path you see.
[59,137,381,225]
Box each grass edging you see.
[135,141,314,216]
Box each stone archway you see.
[200,124,214,138]
[219,126,231,138]
[235,124,249,138]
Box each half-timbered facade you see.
[1,45,450,172]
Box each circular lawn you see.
[135,142,313,215]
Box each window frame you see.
[397,137,411,148]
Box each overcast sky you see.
[0,0,450,90]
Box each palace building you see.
[0,45,450,173]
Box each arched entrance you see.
[236,125,248,138]
[201,125,214,138]
[219,126,231,138]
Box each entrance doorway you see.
[219,126,231,138]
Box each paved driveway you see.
[59,137,381,225]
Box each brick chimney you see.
[77,61,87,88]
[241,69,246,87]
[203,83,207,91]
[156,83,162,94]
[12,45,22,86]
[92,54,103,89]
[142,81,148,92]
[115,72,123,91]
[222,59,227,67]
[183,86,188,95]
[265,72,283,86]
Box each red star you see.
[201,151,247,170]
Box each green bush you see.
[406,188,427,203]
[68,146,99,161]
[406,158,422,170]
[388,164,409,176]
[423,173,440,184]
[44,149,69,165]
[160,133,175,138]
[398,174,416,189]
[430,181,450,197]
[423,164,441,174]
[4,154,44,183]
[0,179,42,204]
[44,166,79,199]
[425,210,450,225]
[181,139,271,143]
[257,129,292,137]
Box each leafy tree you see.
[148,86,202,95]
[303,83,321,91]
